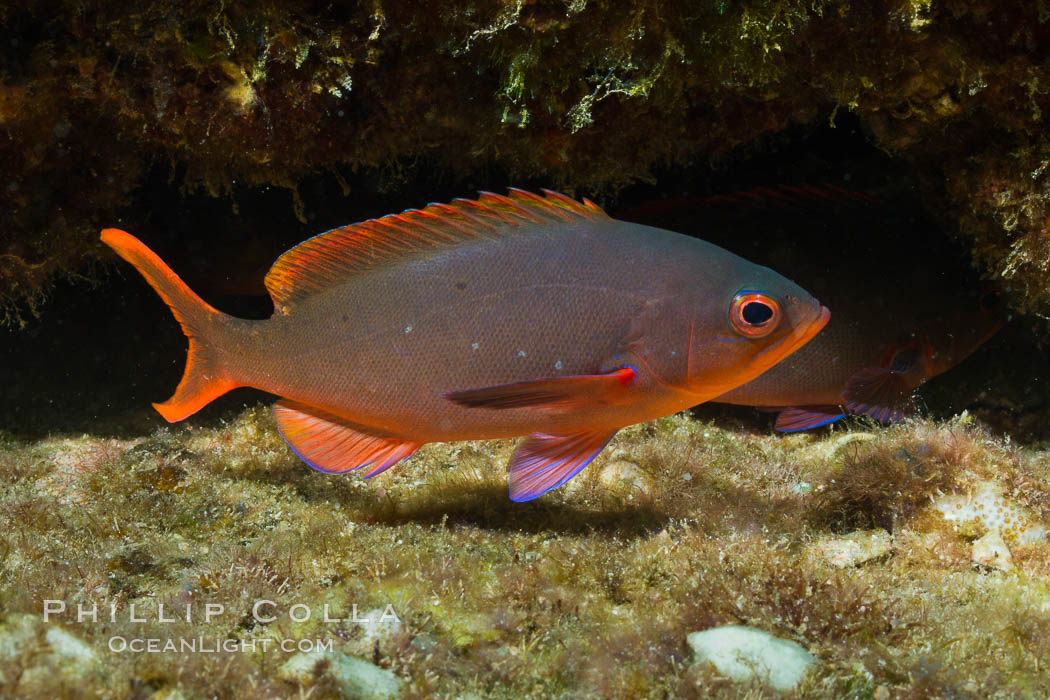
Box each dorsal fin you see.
[264,189,609,312]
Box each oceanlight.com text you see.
[107,636,333,654]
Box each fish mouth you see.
[749,303,830,378]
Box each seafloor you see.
[2,407,1049,698]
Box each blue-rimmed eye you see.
[728,291,781,338]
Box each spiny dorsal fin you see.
[264,189,609,312]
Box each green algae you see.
[2,409,1050,696]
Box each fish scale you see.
[257,227,682,437]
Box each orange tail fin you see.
[101,228,242,422]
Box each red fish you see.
[102,189,829,500]
[616,185,1005,432]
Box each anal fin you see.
[444,367,636,410]
[775,405,846,432]
[273,400,422,477]
[508,429,617,502]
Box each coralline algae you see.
[933,480,1048,547]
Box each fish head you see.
[680,264,830,400]
[916,283,1006,378]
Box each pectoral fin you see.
[507,429,618,501]
[273,400,422,477]
[842,368,915,423]
[443,367,637,410]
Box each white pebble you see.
[809,529,891,568]
[688,625,814,692]
[972,530,1014,570]
[598,461,654,497]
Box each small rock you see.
[792,482,812,495]
[346,608,406,657]
[809,529,892,568]
[687,624,815,692]
[798,432,877,461]
[279,650,403,700]
[972,530,1014,570]
[598,460,654,497]
[0,614,99,692]
[43,625,98,665]
[149,690,187,700]
[439,610,499,648]
[408,633,437,655]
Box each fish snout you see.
[744,296,828,382]
[782,292,829,341]
[783,300,831,357]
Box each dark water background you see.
[3,114,1044,440]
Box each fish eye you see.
[978,290,1001,311]
[728,291,781,338]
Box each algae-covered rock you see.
[971,529,1014,571]
[345,607,407,658]
[796,432,879,463]
[148,690,187,700]
[279,649,403,700]
[598,460,654,498]
[809,528,893,568]
[0,614,100,695]
[8,2,1050,325]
